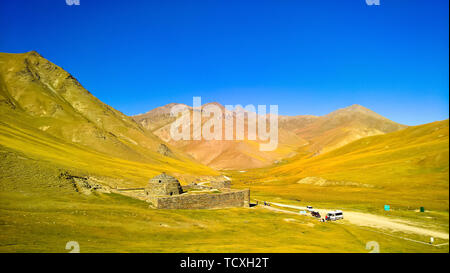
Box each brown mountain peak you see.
[134,103,191,117]
[326,104,384,119]
[27,50,42,57]
[202,102,225,110]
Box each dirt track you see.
[268,202,449,240]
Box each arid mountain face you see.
[134,103,307,169]
[0,51,215,180]
[133,102,407,170]
[283,104,407,155]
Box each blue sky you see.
[1,0,448,125]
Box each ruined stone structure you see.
[118,173,251,209]
[181,182,209,191]
[144,173,183,196]
[210,180,231,189]
[148,188,250,209]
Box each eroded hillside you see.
[233,119,449,211]
[0,51,217,185]
[134,102,407,169]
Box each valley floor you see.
[0,189,448,253]
[261,201,449,245]
[0,143,448,253]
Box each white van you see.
[326,210,344,221]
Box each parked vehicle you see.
[306,206,313,212]
[325,210,344,221]
[311,210,321,218]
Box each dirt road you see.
[268,202,449,240]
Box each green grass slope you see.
[0,51,447,253]
[232,120,449,212]
[0,51,217,184]
[1,147,446,253]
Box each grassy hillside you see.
[231,120,449,212]
[291,104,407,155]
[0,51,217,185]
[0,51,447,253]
[0,147,446,253]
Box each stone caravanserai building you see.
[120,172,250,209]
[145,173,184,196]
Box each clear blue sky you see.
[1,0,448,125]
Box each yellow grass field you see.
[0,52,447,253]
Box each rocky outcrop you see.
[58,171,111,194]
[157,143,173,157]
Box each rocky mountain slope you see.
[0,51,217,184]
[134,102,407,169]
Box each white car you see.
[306,206,313,212]
[326,210,344,221]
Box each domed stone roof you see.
[146,173,183,196]
[149,172,178,183]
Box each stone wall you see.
[145,181,183,196]
[149,189,250,209]
[210,180,231,189]
[181,183,211,191]
[242,188,250,207]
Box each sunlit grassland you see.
[1,145,447,253]
[228,120,449,227]
[0,113,217,187]
[1,190,447,253]
[1,51,447,253]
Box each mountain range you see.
[0,51,447,196]
[133,102,407,169]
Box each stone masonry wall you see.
[149,189,250,209]
[145,181,183,196]
[210,180,231,189]
[181,184,211,191]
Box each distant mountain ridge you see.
[133,102,407,169]
[286,104,407,154]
